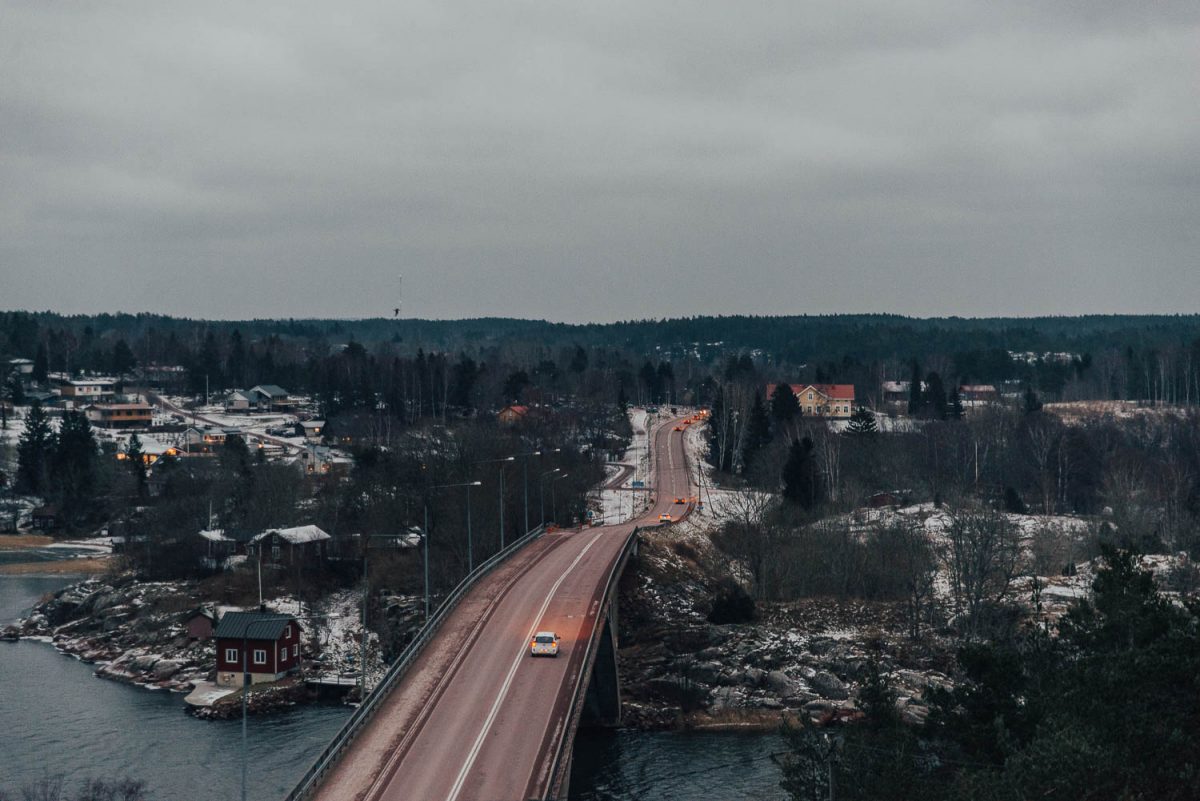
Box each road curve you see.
[309,415,694,801]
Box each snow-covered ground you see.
[593,407,654,525]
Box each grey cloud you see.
[1,1,1198,321]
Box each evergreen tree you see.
[947,385,965,419]
[32,341,48,384]
[52,410,98,522]
[125,433,147,498]
[770,383,801,426]
[924,371,948,420]
[111,339,136,375]
[740,392,772,474]
[656,362,675,404]
[782,436,821,509]
[227,329,246,387]
[569,345,588,374]
[906,359,922,415]
[1024,385,1043,414]
[616,380,629,411]
[16,400,53,494]
[846,406,878,435]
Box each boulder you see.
[766,670,795,696]
[153,659,183,680]
[740,667,766,688]
[689,661,725,685]
[811,670,848,700]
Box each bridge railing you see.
[283,524,547,801]
[543,523,655,798]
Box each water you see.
[0,565,785,800]
[569,729,789,801]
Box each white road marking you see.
[444,530,606,801]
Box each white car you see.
[529,631,561,657]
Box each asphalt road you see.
[310,415,695,801]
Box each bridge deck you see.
[310,416,692,801]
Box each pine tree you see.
[846,406,878,435]
[616,381,629,412]
[740,391,772,474]
[924,371,948,420]
[16,400,53,494]
[907,359,922,415]
[1024,385,1043,415]
[111,339,136,375]
[948,385,965,419]
[782,436,821,510]
[770,383,801,425]
[32,342,48,384]
[53,410,98,522]
[126,433,147,498]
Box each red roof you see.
[766,384,855,401]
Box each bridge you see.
[289,414,695,801]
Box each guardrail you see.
[283,524,547,801]
[543,524,649,798]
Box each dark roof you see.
[213,611,297,641]
[251,384,288,398]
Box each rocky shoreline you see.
[2,573,414,717]
[616,530,959,732]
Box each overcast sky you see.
[2,2,1198,323]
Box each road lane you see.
[310,414,694,801]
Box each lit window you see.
[225,648,238,663]
[253,649,266,665]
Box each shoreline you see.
[0,534,55,551]
[0,556,114,576]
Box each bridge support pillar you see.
[580,608,621,727]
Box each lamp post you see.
[517,448,555,536]
[551,473,569,526]
[423,481,482,621]
[475,456,516,551]
[539,468,561,526]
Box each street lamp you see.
[475,456,516,551]
[539,468,561,526]
[551,473,569,526]
[517,448,557,536]
[423,481,482,621]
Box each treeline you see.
[5,312,1200,405]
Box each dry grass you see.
[0,556,114,576]
[0,534,54,550]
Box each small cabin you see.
[185,608,216,641]
[214,611,302,686]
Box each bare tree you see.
[944,506,1022,636]
[876,519,937,640]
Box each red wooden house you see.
[213,611,302,687]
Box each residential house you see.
[297,445,353,477]
[185,608,216,641]
[180,426,243,455]
[224,391,256,412]
[299,420,325,442]
[497,404,530,426]
[31,505,60,530]
[8,358,34,377]
[248,385,292,412]
[118,436,177,465]
[214,611,302,686]
[959,384,1000,406]
[766,384,856,419]
[251,525,332,565]
[199,528,257,570]
[85,402,152,429]
[58,378,117,404]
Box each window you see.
[808,392,813,400]
[285,625,291,638]
[272,543,281,561]
[253,649,266,665]
[293,644,299,657]
[280,647,287,662]
[225,648,238,663]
